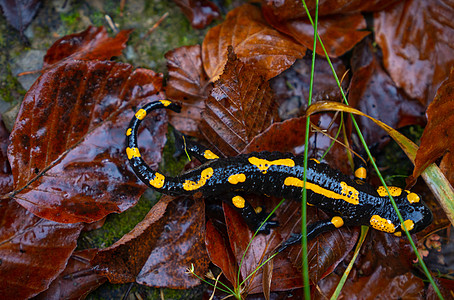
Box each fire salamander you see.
[126,100,433,246]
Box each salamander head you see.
[389,191,433,237]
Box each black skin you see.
[126,100,433,249]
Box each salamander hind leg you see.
[276,216,345,253]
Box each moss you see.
[60,10,82,28]
[0,67,25,103]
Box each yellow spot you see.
[284,177,359,205]
[340,182,359,203]
[307,202,314,206]
[135,109,147,120]
[377,186,402,197]
[228,173,246,184]
[310,158,320,164]
[203,150,219,160]
[401,219,415,232]
[370,215,395,233]
[394,231,402,237]
[232,195,245,208]
[354,167,367,180]
[126,147,141,159]
[254,206,262,213]
[248,157,295,174]
[126,128,132,136]
[331,216,344,228]
[149,172,165,189]
[160,99,172,107]
[406,192,420,203]
[183,168,214,191]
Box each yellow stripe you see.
[249,157,295,174]
[284,177,359,205]
[183,168,214,191]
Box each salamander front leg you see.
[225,193,279,235]
[276,216,345,253]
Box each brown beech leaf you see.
[165,45,210,137]
[374,0,454,105]
[348,38,425,145]
[35,249,106,300]
[262,6,369,57]
[205,220,239,287]
[0,199,83,299]
[202,3,306,82]
[262,0,399,20]
[200,48,279,156]
[412,67,454,181]
[0,0,41,33]
[316,230,426,298]
[207,200,357,296]
[317,269,425,299]
[43,26,132,69]
[173,0,220,29]
[92,195,209,288]
[7,60,168,223]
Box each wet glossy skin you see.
[126,100,433,239]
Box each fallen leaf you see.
[0,0,41,33]
[374,0,454,105]
[43,26,132,69]
[200,47,279,156]
[348,38,425,145]
[92,195,209,288]
[205,220,239,288]
[173,0,220,29]
[262,5,369,57]
[316,230,427,298]
[262,0,400,20]
[35,249,106,300]
[0,199,83,299]
[7,60,168,223]
[165,45,210,137]
[269,55,348,119]
[205,199,357,296]
[202,3,305,82]
[412,67,454,181]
